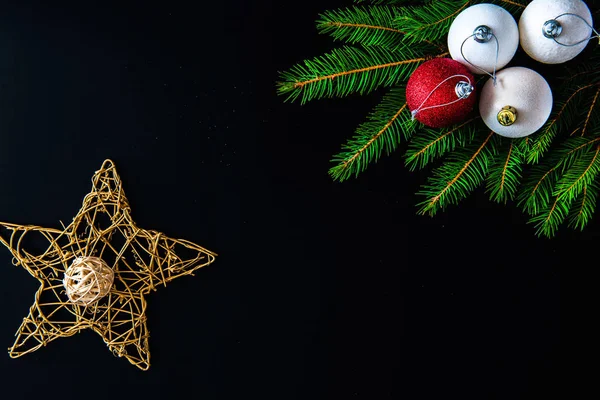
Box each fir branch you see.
[526,83,598,164]
[404,117,479,171]
[354,0,417,4]
[519,136,600,215]
[473,0,526,14]
[529,196,572,238]
[396,0,469,45]
[330,87,416,181]
[520,165,559,216]
[531,145,600,237]
[553,146,600,200]
[317,6,405,50]
[493,0,525,9]
[515,136,532,158]
[277,45,440,104]
[563,52,600,85]
[417,130,497,216]
[568,182,599,230]
[527,123,557,165]
[317,6,443,51]
[581,87,600,137]
[486,139,523,204]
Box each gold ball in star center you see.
[63,256,114,306]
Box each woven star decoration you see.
[0,159,216,370]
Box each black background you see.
[0,0,581,398]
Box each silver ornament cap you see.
[542,19,563,38]
[473,25,493,43]
[455,81,474,99]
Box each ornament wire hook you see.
[543,13,600,46]
[410,74,473,120]
[460,27,499,86]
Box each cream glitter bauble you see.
[519,0,593,64]
[479,67,553,138]
[448,3,519,74]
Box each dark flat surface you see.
[0,0,575,398]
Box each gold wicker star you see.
[0,159,216,370]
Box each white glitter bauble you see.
[479,67,553,138]
[448,3,519,74]
[519,0,593,64]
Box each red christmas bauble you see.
[406,58,476,128]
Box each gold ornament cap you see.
[497,105,517,126]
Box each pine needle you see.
[330,86,416,181]
[581,87,600,137]
[486,139,523,204]
[527,84,598,164]
[519,136,600,216]
[489,0,526,11]
[530,145,600,237]
[317,6,406,50]
[277,45,436,104]
[354,0,416,5]
[417,130,497,215]
[396,0,469,45]
[568,182,599,231]
[404,117,479,171]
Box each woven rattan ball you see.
[63,256,114,305]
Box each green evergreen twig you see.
[529,143,600,237]
[486,139,523,203]
[417,130,497,216]
[395,0,470,45]
[317,6,406,50]
[329,86,416,181]
[404,117,478,170]
[277,45,440,104]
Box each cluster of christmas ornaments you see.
[406,0,597,138]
